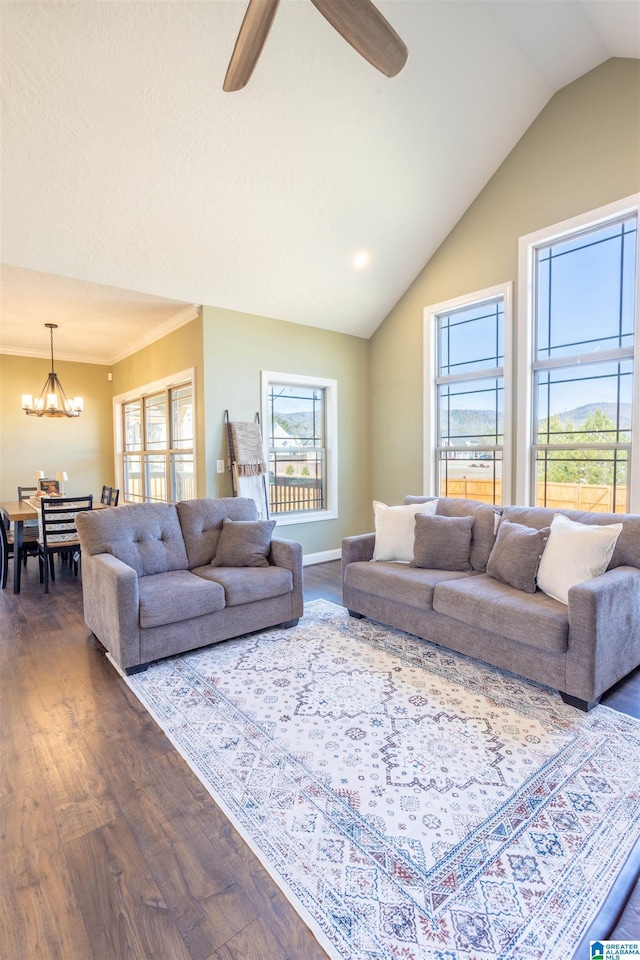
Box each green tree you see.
[538,408,628,486]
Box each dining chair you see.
[15,485,40,564]
[100,485,120,506]
[37,496,93,593]
[1,514,39,590]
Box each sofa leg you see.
[560,692,601,711]
[348,610,364,619]
[282,618,299,628]
[125,662,150,676]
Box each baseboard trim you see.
[303,549,341,567]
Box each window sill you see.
[273,510,337,527]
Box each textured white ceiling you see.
[1,0,639,362]
[0,264,198,364]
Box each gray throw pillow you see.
[210,518,276,568]
[411,513,474,571]
[486,520,550,593]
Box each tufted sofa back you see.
[176,497,258,568]
[77,498,261,576]
[77,503,189,577]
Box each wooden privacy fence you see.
[442,477,627,512]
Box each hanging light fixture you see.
[21,324,84,418]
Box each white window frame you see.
[261,371,338,525]
[113,367,197,503]
[423,282,513,504]
[517,195,640,512]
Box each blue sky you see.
[439,216,637,421]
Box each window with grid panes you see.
[530,213,637,513]
[122,381,194,503]
[262,372,338,521]
[430,288,511,505]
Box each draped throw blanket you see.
[229,421,267,476]
[232,468,269,520]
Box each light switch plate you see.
[217,460,225,473]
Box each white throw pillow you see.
[536,513,623,604]
[372,499,438,562]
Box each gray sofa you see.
[76,497,303,675]
[342,496,640,710]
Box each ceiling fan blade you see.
[223,0,280,92]
[309,0,408,78]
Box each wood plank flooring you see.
[1,557,638,959]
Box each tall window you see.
[519,200,638,513]
[424,284,512,505]
[121,377,195,503]
[262,372,337,522]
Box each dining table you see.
[0,499,39,594]
[0,498,107,594]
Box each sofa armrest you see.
[567,565,640,701]
[269,538,304,619]
[82,552,141,671]
[341,533,375,578]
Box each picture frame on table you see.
[38,478,60,495]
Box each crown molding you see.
[0,345,111,364]
[0,304,201,365]
[107,304,201,364]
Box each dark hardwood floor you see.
[1,558,638,959]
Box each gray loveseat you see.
[77,497,303,675]
[342,496,640,710]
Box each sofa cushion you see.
[536,513,623,604]
[344,560,476,611]
[404,496,501,572]
[138,570,226,628]
[193,565,293,606]
[432,574,569,654]
[502,505,640,572]
[411,513,474,571]
[486,520,550,594]
[76,503,188,577]
[211,518,276,568]
[372,499,437,562]
[176,498,258,568]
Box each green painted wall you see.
[202,305,371,554]
[0,353,113,501]
[370,57,640,507]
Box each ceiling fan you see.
[223,0,408,92]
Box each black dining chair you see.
[1,514,39,589]
[37,496,93,593]
[14,486,40,566]
[100,485,120,506]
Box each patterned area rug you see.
[125,600,640,960]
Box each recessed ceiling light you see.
[354,252,368,268]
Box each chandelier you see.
[22,323,84,418]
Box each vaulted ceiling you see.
[1,0,639,364]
